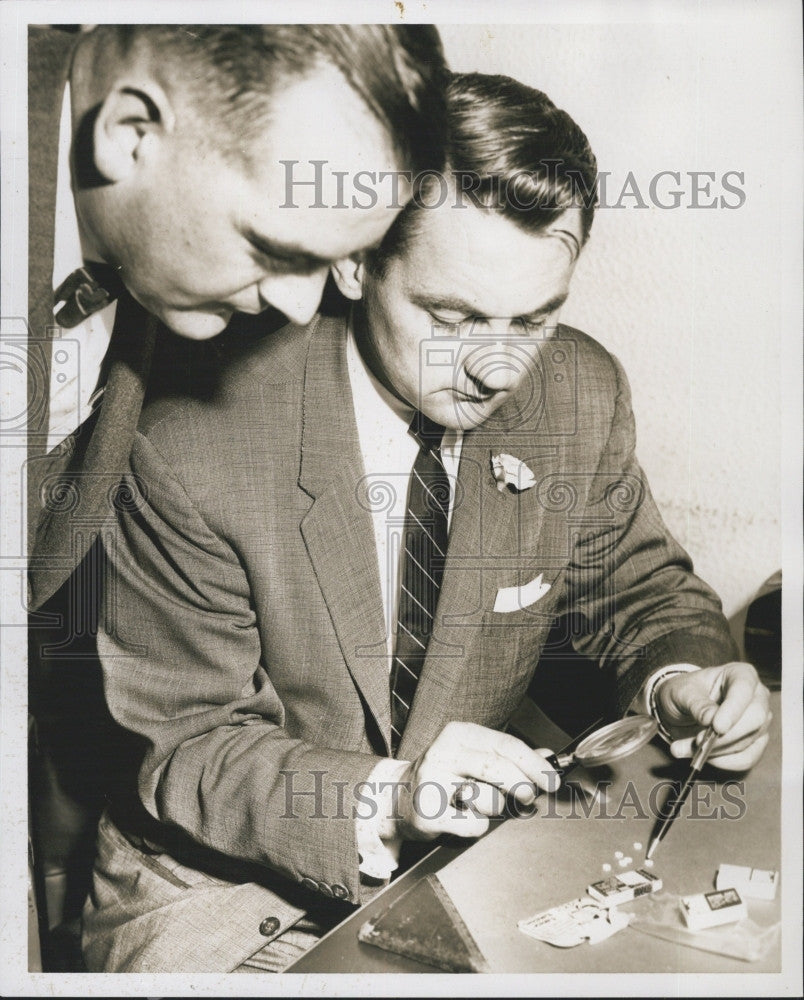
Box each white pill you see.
[633,842,642,851]
[644,859,654,868]
[619,857,629,867]
[614,851,624,859]
[602,863,612,872]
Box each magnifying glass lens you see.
[573,715,658,767]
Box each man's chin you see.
[427,395,504,432]
[159,308,233,340]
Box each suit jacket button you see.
[259,916,281,937]
[318,882,335,898]
[300,876,318,891]
[331,883,349,900]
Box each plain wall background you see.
[440,11,796,637]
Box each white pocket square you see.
[493,573,551,613]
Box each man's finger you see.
[429,722,559,789]
[705,697,771,747]
[671,710,772,762]
[710,664,765,734]
[452,779,518,816]
[439,810,492,839]
[706,715,772,759]
[432,722,557,774]
[704,732,771,772]
[405,777,492,837]
[444,745,557,794]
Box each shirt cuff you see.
[355,757,410,881]
[630,662,701,742]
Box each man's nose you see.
[257,270,329,326]
[460,339,531,394]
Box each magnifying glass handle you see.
[544,752,574,778]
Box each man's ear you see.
[92,82,175,183]
[331,255,365,301]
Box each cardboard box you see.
[715,864,778,900]
[587,868,662,906]
[680,888,747,930]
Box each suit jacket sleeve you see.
[98,431,384,903]
[556,352,738,714]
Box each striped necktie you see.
[390,414,451,754]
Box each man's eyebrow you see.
[409,292,478,314]
[521,291,569,319]
[409,290,569,319]
[243,228,331,269]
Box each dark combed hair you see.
[104,24,448,176]
[368,71,598,274]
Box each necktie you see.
[53,263,126,328]
[390,414,451,753]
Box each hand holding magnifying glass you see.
[453,714,658,809]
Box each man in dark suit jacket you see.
[82,72,772,972]
[22,22,448,963]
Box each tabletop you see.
[287,691,782,974]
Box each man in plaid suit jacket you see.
[84,73,771,973]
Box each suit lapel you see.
[28,294,157,612]
[398,386,561,759]
[298,316,392,751]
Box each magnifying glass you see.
[544,714,658,777]
[453,715,659,809]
